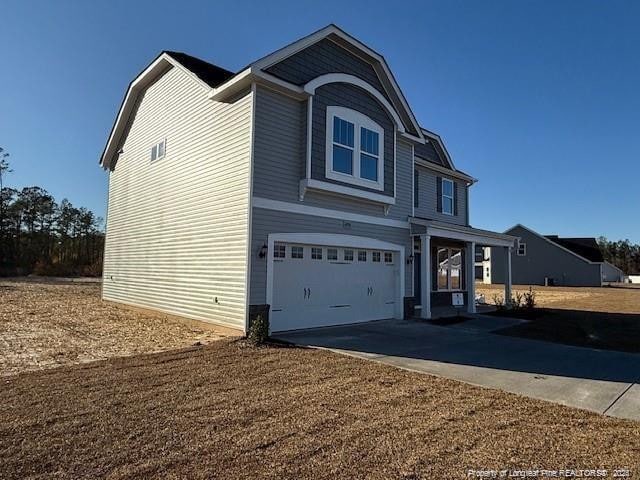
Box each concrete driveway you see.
[275,316,640,421]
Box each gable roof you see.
[544,236,604,263]
[419,128,455,170]
[164,51,234,88]
[506,224,604,265]
[100,25,454,169]
[210,24,425,141]
[100,51,234,169]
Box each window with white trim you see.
[358,250,367,262]
[384,252,393,263]
[442,178,454,215]
[274,244,286,259]
[344,249,354,262]
[437,247,464,291]
[150,139,166,161]
[291,246,304,259]
[517,240,527,256]
[327,248,338,261]
[326,106,384,190]
[311,247,323,260]
[372,251,381,262]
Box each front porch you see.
[410,218,517,319]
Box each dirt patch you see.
[0,279,233,377]
[1,339,638,479]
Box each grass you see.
[1,280,640,478]
[476,283,640,314]
[2,339,640,479]
[477,284,640,353]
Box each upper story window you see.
[441,178,454,215]
[150,139,166,162]
[326,106,384,191]
[516,240,527,256]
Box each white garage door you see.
[270,243,398,332]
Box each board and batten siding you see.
[414,164,468,226]
[252,85,413,222]
[103,66,253,331]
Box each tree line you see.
[0,147,104,277]
[598,237,640,275]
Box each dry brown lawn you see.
[1,279,640,478]
[0,279,231,377]
[477,283,640,353]
[1,340,640,479]
[477,283,640,314]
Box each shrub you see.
[492,294,505,311]
[247,314,269,345]
[523,287,536,310]
[511,291,523,310]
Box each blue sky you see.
[1,0,638,242]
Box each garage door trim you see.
[266,233,405,328]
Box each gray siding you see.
[252,85,412,222]
[249,208,412,305]
[414,141,444,166]
[312,83,394,196]
[414,165,468,226]
[265,38,391,103]
[602,262,623,282]
[490,225,603,287]
[252,86,306,201]
[103,67,253,330]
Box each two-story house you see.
[99,25,516,333]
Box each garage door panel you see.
[271,243,399,332]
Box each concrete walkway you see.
[275,317,640,421]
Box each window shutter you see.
[414,170,419,208]
[453,181,459,216]
[436,176,442,213]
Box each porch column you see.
[504,246,512,307]
[420,234,431,319]
[466,241,476,314]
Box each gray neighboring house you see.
[487,224,624,287]
[99,24,517,334]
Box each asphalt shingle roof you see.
[544,236,604,263]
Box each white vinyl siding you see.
[102,66,253,330]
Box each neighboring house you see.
[488,224,620,287]
[627,275,640,284]
[99,25,516,333]
[602,262,625,283]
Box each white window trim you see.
[150,138,166,162]
[325,106,384,191]
[441,178,454,216]
[516,240,527,256]
[343,249,354,262]
[436,247,464,292]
